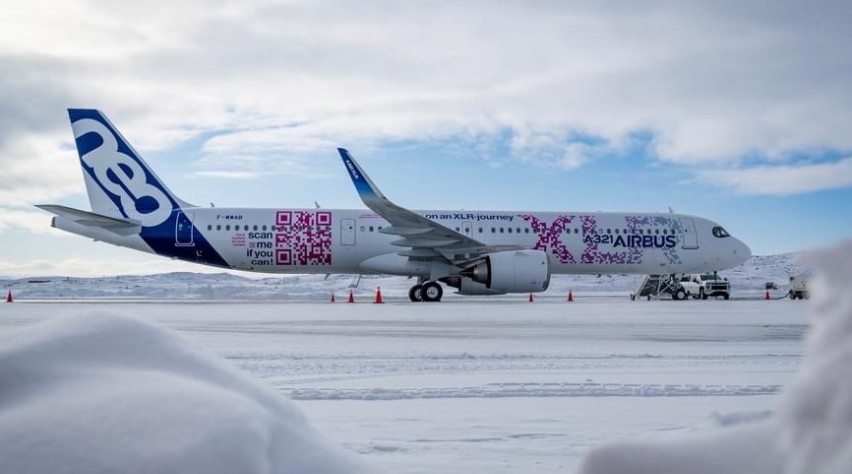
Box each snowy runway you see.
[1,298,809,472]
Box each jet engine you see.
[459,250,551,293]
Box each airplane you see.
[38,109,751,302]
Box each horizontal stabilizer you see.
[36,204,141,236]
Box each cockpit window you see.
[712,226,730,238]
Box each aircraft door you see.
[175,211,195,247]
[341,218,356,245]
[679,218,698,249]
[462,221,473,238]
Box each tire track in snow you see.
[286,382,783,400]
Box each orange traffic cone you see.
[567,290,574,302]
[330,293,336,303]
[348,290,355,303]
[765,290,770,300]
[6,290,12,303]
[375,287,384,304]
[529,293,534,303]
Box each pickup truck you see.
[678,273,731,300]
[789,275,810,300]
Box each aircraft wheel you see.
[409,284,423,302]
[421,281,443,302]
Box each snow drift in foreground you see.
[0,314,370,474]
[579,239,852,474]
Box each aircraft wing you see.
[338,148,522,264]
[36,204,142,236]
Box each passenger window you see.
[491,227,496,233]
[525,228,530,234]
[216,225,221,231]
[508,228,512,233]
[369,226,374,232]
[262,225,267,231]
[478,228,483,233]
[500,228,504,233]
[225,225,230,231]
[253,225,258,231]
[614,229,619,234]
[360,226,365,232]
[207,225,212,231]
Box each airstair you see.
[632,274,680,300]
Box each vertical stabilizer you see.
[67,109,194,227]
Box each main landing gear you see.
[409,280,443,302]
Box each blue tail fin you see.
[68,109,194,227]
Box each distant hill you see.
[1,254,811,301]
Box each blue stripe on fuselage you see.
[139,210,229,268]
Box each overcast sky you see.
[2,0,851,277]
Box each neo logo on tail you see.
[70,110,177,227]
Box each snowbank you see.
[777,240,852,474]
[0,313,371,474]
[578,239,852,474]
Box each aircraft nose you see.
[733,238,751,265]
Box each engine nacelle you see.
[460,250,551,293]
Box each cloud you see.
[0,135,83,207]
[1,0,852,198]
[188,170,260,180]
[697,157,852,196]
[0,209,55,234]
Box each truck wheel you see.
[699,288,707,300]
[674,288,686,300]
[723,293,730,300]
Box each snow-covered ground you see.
[1,298,808,472]
[0,253,811,302]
